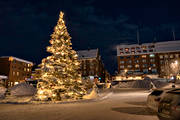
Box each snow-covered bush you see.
[10,82,36,96]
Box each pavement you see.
[0,88,159,120]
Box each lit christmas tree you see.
[34,11,86,101]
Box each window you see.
[150,90,163,96]
[150,59,155,62]
[127,65,132,68]
[125,48,129,51]
[143,64,148,68]
[120,56,124,59]
[151,64,156,67]
[128,60,132,64]
[17,72,19,76]
[143,50,147,53]
[13,71,16,76]
[160,60,163,64]
[142,59,146,63]
[120,65,124,69]
[150,54,155,58]
[120,61,124,64]
[135,60,139,63]
[126,56,131,59]
[149,49,153,52]
[175,54,179,58]
[170,54,174,58]
[165,54,168,58]
[24,68,26,71]
[152,69,157,73]
[134,55,139,58]
[119,48,123,51]
[159,55,163,59]
[142,55,146,58]
[143,69,148,73]
[135,64,139,68]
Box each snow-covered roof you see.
[0,75,8,79]
[117,40,180,56]
[0,56,33,64]
[77,49,98,59]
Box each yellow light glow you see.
[9,57,14,61]
[39,90,44,95]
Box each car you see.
[147,88,179,112]
[147,89,165,112]
[158,89,180,120]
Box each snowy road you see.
[0,89,159,120]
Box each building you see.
[77,49,107,82]
[0,56,33,87]
[117,40,180,76]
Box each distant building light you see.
[150,54,155,57]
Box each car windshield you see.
[150,90,163,96]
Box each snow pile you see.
[10,82,36,96]
[83,87,99,99]
[0,87,6,99]
[117,80,151,89]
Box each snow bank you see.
[83,88,99,99]
[0,87,6,99]
[117,80,151,89]
[10,82,36,96]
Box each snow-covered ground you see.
[0,88,159,120]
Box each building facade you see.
[0,56,33,87]
[117,40,180,76]
[77,49,107,82]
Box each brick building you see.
[117,40,180,76]
[77,49,107,82]
[0,56,33,87]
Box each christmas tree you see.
[34,11,86,101]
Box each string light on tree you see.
[33,11,87,101]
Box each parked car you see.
[158,89,180,120]
[147,88,179,112]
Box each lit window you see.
[17,72,19,76]
[159,55,163,59]
[135,64,139,68]
[127,65,132,68]
[170,54,174,58]
[142,55,146,58]
[120,65,124,69]
[120,61,124,64]
[150,59,155,62]
[175,54,179,58]
[24,68,26,71]
[128,60,132,64]
[134,55,139,58]
[150,54,155,57]
[143,69,148,73]
[135,60,139,63]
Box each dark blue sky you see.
[1,0,180,74]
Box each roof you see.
[77,49,98,59]
[117,40,180,56]
[0,56,33,64]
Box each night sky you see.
[1,0,180,74]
